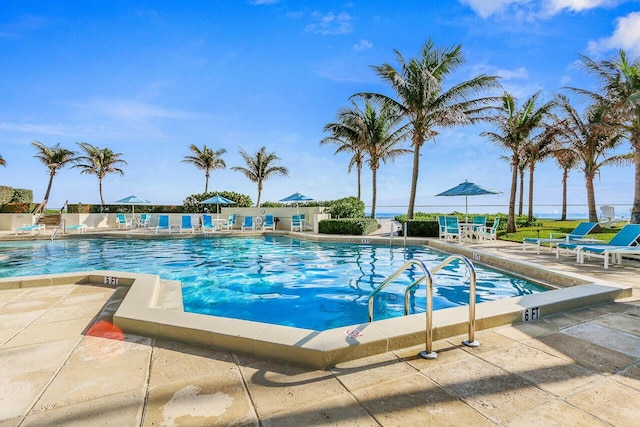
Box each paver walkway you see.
[1,239,640,426]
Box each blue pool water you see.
[0,236,546,330]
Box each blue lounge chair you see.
[180,215,198,233]
[15,224,45,235]
[523,222,600,254]
[156,215,171,234]
[263,214,275,231]
[202,214,216,233]
[291,215,303,232]
[115,213,132,229]
[443,216,460,241]
[66,224,87,234]
[223,213,236,230]
[558,224,640,269]
[241,216,254,231]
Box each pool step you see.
[154,280,184,311]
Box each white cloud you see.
[588,12,640,57]
[71,98,205,122]
[459,0,531,18]
[353,39,373,52]
[472,64,529,80]
[461,0,623,19]
[248,0,280,5]
[305,12,353,35]
[544,0,620,14]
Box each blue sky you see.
[1,0,639,215]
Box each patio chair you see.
[180,215,198,233]
[263,214,275,231]
[557,224,640,269]
[472,216,486,233]
[477,217,500,243]
[443,216,460,241]
[115,213,132,229]
[599,205,629,228]
[223,213,236,230]
[156,215,171,234]
[523,222,600,254]
[202,214,216,233]
[437,216,446,239]
[15,224,45,235]
[137,213,151,228]
[241,216,254,231]
[291,215,303,232]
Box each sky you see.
[1,0,639,216]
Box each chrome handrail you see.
[51,218,65,241]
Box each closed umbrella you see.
[201,194,236,218]
[114,195,151,216]
[435,180,500,220]
[279,192,313,214]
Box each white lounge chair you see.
[201,214,216,233]
[156,215,171,233]
[557,224,640,268]
[241,216,254,231]
[263,214,275,231]
[66,224,87,234]
[180,215,198,233]
[15,224,45,235]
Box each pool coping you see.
[0,235,633,368]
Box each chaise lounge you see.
[523,222,600,254]
[557,224,640,268]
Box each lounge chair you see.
[180,215,198,233]
[115,213,132,229]
[523,222,600,254]
[241,216,254,231]
[477,217,499,242]
[15,224,45,235]
[558,224,640,269]
[291,215,303,232]
[202,214,216,233]
[599,205,629,228]
[156,215,171,234]
[137,213,151,228]
[65,224,87,234]
[443,216,460,241]
[263,214,275,231]
[223,213,236,230]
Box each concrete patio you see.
[1,237,640,426]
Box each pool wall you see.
[1,267,632,369]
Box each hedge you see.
[318,218,379,235]
[400,220,439,237]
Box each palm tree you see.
[321,102,367,201]
[346,101,410,218]
[32,141,76,210]
[481,92,554,233]
[0,154,5,167]
[551,142,578,221]
[356,39,500,218]
[523,127,556,221]
[182,145,227,194]
[231,146,289,207]
[572,51,640,223]
[554,95,631,221]
[73,142,127,206]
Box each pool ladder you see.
[368,255,478,359]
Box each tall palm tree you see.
[523,128,556,220]
[554,95,631,221]
[551,141,578,221]
[73,142,127,206]
[356,39,500,218]
[182,144,227,194]
[321,101,366,201]
[481,92,554,232]
[231,146,289,207]
[32,141,76,210]
[0,154,5,167]
[572,51,640,223]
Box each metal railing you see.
[368,255,478,360]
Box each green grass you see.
[499,220,620,244]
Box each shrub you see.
[67,203,91,213]
[0,203,31,213]
[11,188,33,203]
[0,186,13,203]
[183,191,253,213]
[398,219,439,237]
[329,196,365,218]
[319,218,378,235]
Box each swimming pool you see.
[0,236,546,330]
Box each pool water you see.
[0,236,546,330]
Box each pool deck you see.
[1,227,640,425]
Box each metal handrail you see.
[404,255,479,349]
[368,259,437,358]
[51,219,65,241]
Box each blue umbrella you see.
[280,192,313,214]
[114,195,151,216]
[201,194,236,218]
[435,180,500,218]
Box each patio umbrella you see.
[114,195,151,216]
[435,180,500,220]
[279,192,313,214]
[201,194,236,218]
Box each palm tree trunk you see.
[357,163,362,201]
[42,171,55,211]
[256,180,262,207]
[585,173,597,222]
[561,167,568,221]
[507,159,518,233]
[632,139,640,224]
[204,172,210,194]
[371,166,377,219]
[527,162,535,221]
[518,167,524,216]
[99,177,105,206]
[407,143,421,219]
